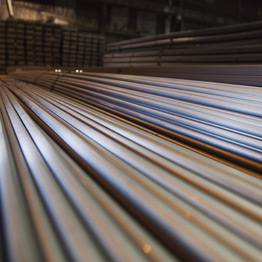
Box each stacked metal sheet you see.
[1,71,261,261]
[0,19,104,74]
[6,20,17,67]
[61,29,103,67]
[0,21,5,74]
[104,21,262,66]
[42,24,62,66]
[62,29,78,67]
[25,22,35,66]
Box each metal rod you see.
[1,73,261,261]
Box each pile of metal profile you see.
[52,64,262,87]
[111,64,262,87]
[104,21,262,66]
[1,71,262,262]
[0,19,104,74]
[11,70,262,173]
[8,64,262,86]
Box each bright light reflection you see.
[142,243,152,254]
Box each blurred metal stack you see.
[0,19,104,74]
[104,21,262,66]
[61,29,104,67]
[101,64,262,87]
[0,21,5,74]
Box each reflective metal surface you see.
[1,72,261,262]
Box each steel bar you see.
[1,80,177,262]
[106,21,262,50]
[0,76,261,261]
[104,21,262,66]
[11,70,262,172]
[117,64,262,87]
[7,64,262,86]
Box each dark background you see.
[1,0,262,42]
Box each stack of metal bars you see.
[104,21,262,66]
[111,64,262,87]
[1,71,261,262]
[11,70,262,172]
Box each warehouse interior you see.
[0,1,261,262]
[1,0,262,40]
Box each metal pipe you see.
[11,71,261,172]
[1,73,261,261]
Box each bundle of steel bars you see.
[60,64,262,87]
[104,21,262,66]
[11,70,262,172]
[8,64,262,86]
[1,71,261,262]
